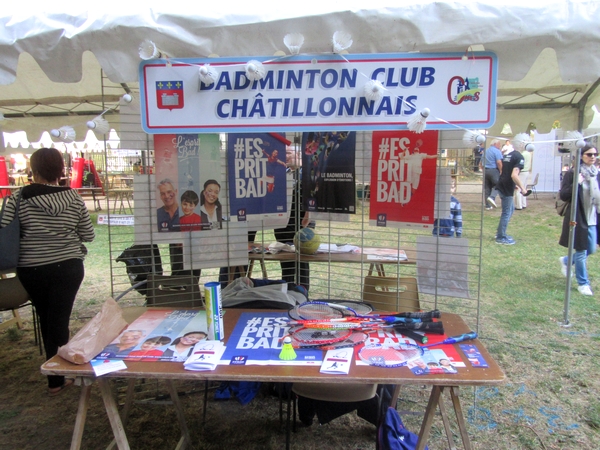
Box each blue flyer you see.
[220,312,323,366]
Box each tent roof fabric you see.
[1,2,599,140]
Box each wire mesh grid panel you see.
[106,125,484,330]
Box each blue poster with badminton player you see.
[369,130,438,229]
[219,312,323,366]
[227,133,288,222]
[301,131,356,213]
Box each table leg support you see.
[416,385,442,450]
[98,378,130,450]
[450,386,472,450]
[70,378,92,450]
[165,380,192,450]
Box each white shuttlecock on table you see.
[245,60,266,81]
[407,108,430,134]
[363,80,385,102]
[50,126,76,143]
[199,64,219,86]
[284,33,304,55]
[333,31,352,53]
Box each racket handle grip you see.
[397,309,441,319]
[444,331,477,344]
[395,321,444,334]
[400,329,428,344]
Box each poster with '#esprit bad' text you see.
[154,134,222,232]
[226,133,288,222]
[370,130,438,229]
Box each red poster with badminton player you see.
[355,328,466,375]
[370,130,438,229]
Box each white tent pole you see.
[562,146,582,326]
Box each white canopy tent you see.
[0,2,599,148]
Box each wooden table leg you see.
[416,385,443,450]
[166,380,192,449]
[70,378,92,450]
[98,378,130,450]
[106,379,136,450]
[437,392,456,450]
[450,386,472,450]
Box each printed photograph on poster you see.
[369,130,438,228]
[154,134,223,232]
[302,131,356,214]
[227,133,288,222]
[95,309,208,362]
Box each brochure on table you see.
[219,312,323,366]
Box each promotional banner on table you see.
[139,52,498,133]
[154,134,223,232]
[369,130,438,229]
[302,131,356,214]
[226,133,288,222]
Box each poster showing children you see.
[154,134,222,232]
[369,130,438,228]
[226,133,288,222]
[302,131,356,214]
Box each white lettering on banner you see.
[140,52,498,132]
[233,137,271,199]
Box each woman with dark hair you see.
[161,331,207,361]
[0,147,95,395]
[559,144,600,296]
[199,179,222,229]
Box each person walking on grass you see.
[483,139,503,210]
[495,144,527,245]
[559,144,600,296]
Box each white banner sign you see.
[139,52,497,133]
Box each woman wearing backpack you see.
[559,144,600,296]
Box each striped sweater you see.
[0,184,95,267]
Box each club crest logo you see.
[231,355,247,365]
[447,76,482,105]
[156,81,184,110]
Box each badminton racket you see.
[358,343,425,368]
[294,301,426,324]
[293,331,369,350]
[289,327,352,345]
[421,331,477,348]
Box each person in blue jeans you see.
[495,146,527,245]
[559,144,600,296]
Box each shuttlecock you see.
[139,39,171,61]
[284,33,304,55]
[279,336,297,360]
[245,60,266,81]
[199,64,219,86]
[364,79,385,102]
[86,115,110,135]
[333,31,352,53]
[121,93,133,104]
[564,130,585,152]
[463,130,486,146]
[407,108,430,133]
[512,132,532,152]
[50,126,76,143]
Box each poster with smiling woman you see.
[154,134,222,233]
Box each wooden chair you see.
[362,275,421,312]
[526,173,539,199]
